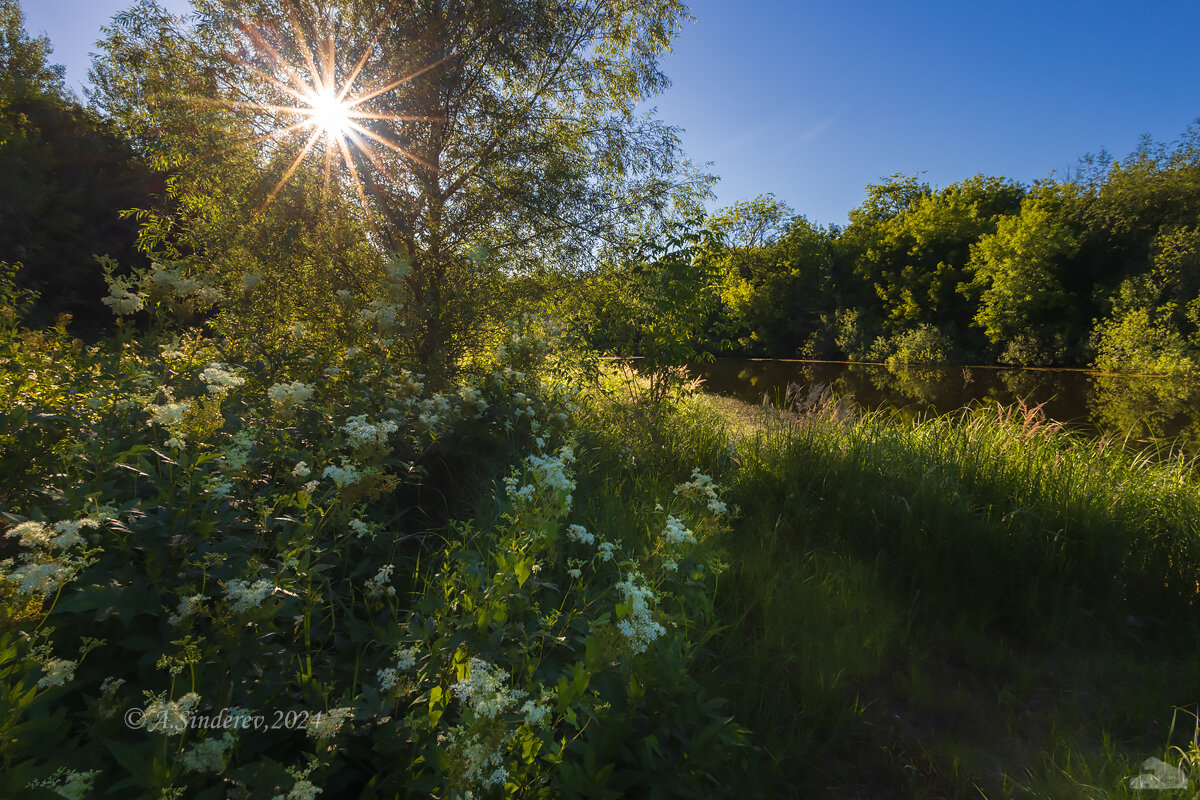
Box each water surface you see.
[696,359,1200,453]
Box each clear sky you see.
[21,0,1200,227]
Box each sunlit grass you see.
[578,384,1200,797]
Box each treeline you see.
[0,2,154,330]
[582,125,1200,375]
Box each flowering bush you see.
[0,305,746,797]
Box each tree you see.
[0,0,152,328]
[91,0,695,377]
[969,182,1081,365]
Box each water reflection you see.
[696,359,1200,453]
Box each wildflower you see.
[596,541,615,562]
[322,461,360,489]
[566,524,594,545]
[614,573,666,655]
[273,763,323,800]
[292,461,311,478]
[364,564,395,598]
[568,568,581,579]
[167,594,205,627]
[348,519,375,539]
[102,280,143,316]
[198,362,245,397]
[450,728,508,788]
[181,731,235,774]
[674,468,727,516]
[143,691,201,735]
[268,381,314,410]
[302,480,319,494]
[225,579,274,613]
[37,657,77,689]
[307,707,355,740]
[378,667,400,691]
[394,645,418,671]
[27,768,99,800]
[520,691,554,729]
[341,415,398,450]
[662,559,678,572]
[148,399,190,429]
[452,657,526,718]
[661,515,696,545]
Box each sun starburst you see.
[202,6,447,221]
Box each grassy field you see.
[574,388,1200,798]
[3,324,1199,797]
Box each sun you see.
[305,89,351,140]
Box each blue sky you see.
[22,0,1200,226]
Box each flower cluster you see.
[199,362,245,397]
[566,524,594,545]
[0,518,101,597]
[674,468,728,516]
[322,461,360,489]
[27,768,99,800]
[181,731,236,774]
[614,573,666,655]
[451,657,526,719]
[268,381,315,410]
[341,415,398,450]
[168,594,206,627]
[660,515,696,546]
[101,275,144,316]
[146,396,191,448]
[364,564,395,598]
[143,691,201,735]
[507,445,576,516]
[377,645,420,691]
[307,707,355,740]
[224,579,274,613]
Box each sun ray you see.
[346,120,437,173]
[197,5,456,224]
[258,127,324,214]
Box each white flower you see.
[302,480,319,494]
[143,691,201,735]
[661,515,696,545]
[674,468,727,516]
[167,594,205,627]
[566,524,594,545]
[198,362,245,397]
[181,731,235,774]
[348,519,375,539]
[394,645,418,671]
[568,568,581,579]
[341,415,398,450]
[307,707,355,740]
[378,667,400,691]
[596,541,615,562]
[27,768,99,800]
[37,657,77,688]
[520,692,554,729]
[292,461,311,478]
[364,564,394,597]
[662,559,678,572]
[614,573,666,655]
[224,579,274,613]
[451,657,526,719]
[322,461,360,489]
[268,381,314,410]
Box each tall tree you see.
[91,0,694,375]
[0,0,152,328]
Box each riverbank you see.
[581,388,1200,797]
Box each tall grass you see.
[578,391,1200,798]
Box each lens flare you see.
[306,90,350,139]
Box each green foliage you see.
[580,221,724,406]
[969,183,1082,365]
[0,0,152,329]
